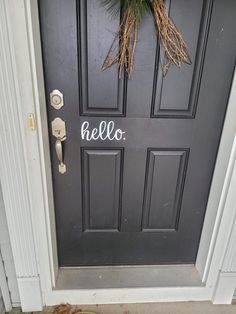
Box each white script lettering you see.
[81,121,126,141]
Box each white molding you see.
[221,204,236,272]
[210,133,236,304]
[204,135,236,292]
[213,272,236,304]
[0,0,43,311]
[0,298,5,314]
[196,68,236,280]
[23,0,59,290]
[17,277,42,311]
[197,67,236,279]
[0,0,37,279]
[1,0,236,309]
[4,0,58,298]
[0,185,20,306]
[44,287,212,306]
[0,252,11,312]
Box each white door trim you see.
[1,0,236,310]
[0,251,12,312]
[0,296,5,314]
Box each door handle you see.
[55,138,66,174]
[51,117,67,174]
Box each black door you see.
[39,0,236,266]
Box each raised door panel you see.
[82,148,123,231]
[142,149,189,231]
[123,0,212,118]
[78,0,127,116]
[150,0,211,118]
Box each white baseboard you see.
[18,277,43,312]
[212,272,236,304]
[0,297,5,314]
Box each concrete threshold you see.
[56,265,203,289]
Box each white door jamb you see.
[0,251,11,312]
[0,0,236,310]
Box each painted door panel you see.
[39,0,236,266]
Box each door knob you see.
[51,117,67,174]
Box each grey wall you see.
[0,184,20,306]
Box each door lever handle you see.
[51,117,67,174]
[55,138,66,174]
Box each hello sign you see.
[81,121,126,141]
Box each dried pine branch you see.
[102,0,191,78]
[152,0,191,75]
[102,0,150,79]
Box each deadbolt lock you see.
[51,117,67,174]
[50,89,64,110]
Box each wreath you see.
[102,0,191,78]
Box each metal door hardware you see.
[51,117,66,174]
[50,89,64,110]
[28,113,36,131]
[52,117,66,140]
[55,139,66,174]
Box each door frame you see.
[0,251,12,312]
[1,0,236,311]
